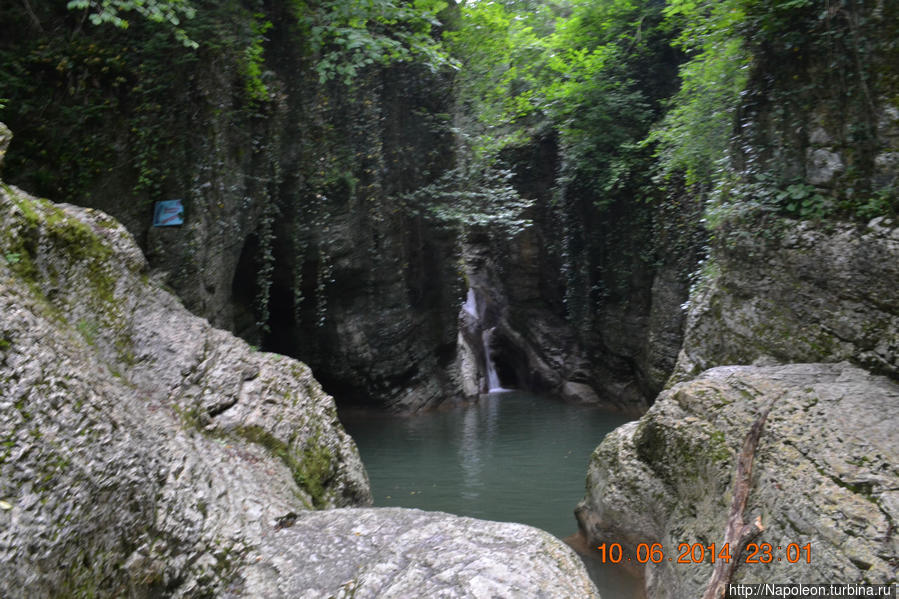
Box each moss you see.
[294,441,335,508]
[707,430,732,463]
[76,319,99,347]
[13,398,32,422]
[173,402,206,430]
[234,425,334,508]
[4,190,118,313]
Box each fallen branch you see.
[701,395,779,599]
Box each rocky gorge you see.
[571,2,899,592]
[1,0,898,597]
[573,211,899,595]
[0,122,601,597]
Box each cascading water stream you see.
[462,288,509,393]
[482,326,506,392]
[462,288,478,318]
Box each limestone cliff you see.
[454,141,703,412]
[0,3,463,412]
[573,199,899,597]
[674,217,899,383]
[0,123,600,597]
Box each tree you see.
[66,0,199,47]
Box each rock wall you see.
[260,66,463,412]
[574,186,899,597]
[674,217,899,383]
[0,3,463,412]
[733,1,899,200]
[0,164,367,594]
[455,135,703,411]
[0,136,600,597]
[576,364,899,598]
[0,3,700,413]
[574,6,899,592]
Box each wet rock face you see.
[0,165,601,597]
[260,67,461,412]
[576,364,899,599]
[674,218,899,382]
[455,243,690,412]
[455,193,696,412]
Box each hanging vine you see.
[253,113,283,333]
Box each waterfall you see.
[482,326,503,392]
[462,287,510,394]
[462,288,478,318]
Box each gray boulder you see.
[241,508,600,598]
[576,363,899,598]
[0,179,369,595]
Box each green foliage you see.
[853,190,895,221]
[660,0,899,226]
[66,0,199,48]
[244,15,274,102]
[777,182,835,220]
[304,0,455,84]
[444,0,557,156]
[649,0,749,186]
[401,162,534,237]
[448,0,674,198]
[0,1,283,204]
[708,171,896,232]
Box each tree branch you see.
[701,394,779,599]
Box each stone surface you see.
[240,508,601,599]
[452,135,703,412]
[0,173,600,597]
[0,122,10,167]
[253,66,462,412]
[576,363,899,598]
[674,218,899,383]
[456,233,612,406]
[0,180,369,596]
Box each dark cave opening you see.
[231,233,261,343]
[487,329,533,392]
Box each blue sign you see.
[153,200,184,227]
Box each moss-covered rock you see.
[0,169,371,596]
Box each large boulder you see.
[241,508,600,598]
[0,172,600,596]
[575,363,899,598]
[0,179,370,595]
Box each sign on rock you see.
[153,200,184,227]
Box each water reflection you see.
[340,391,629,534]
[459,407,482,500]
[340,391,642,595]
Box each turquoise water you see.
[339,390,643,597]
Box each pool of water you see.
[339,390,643,597]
